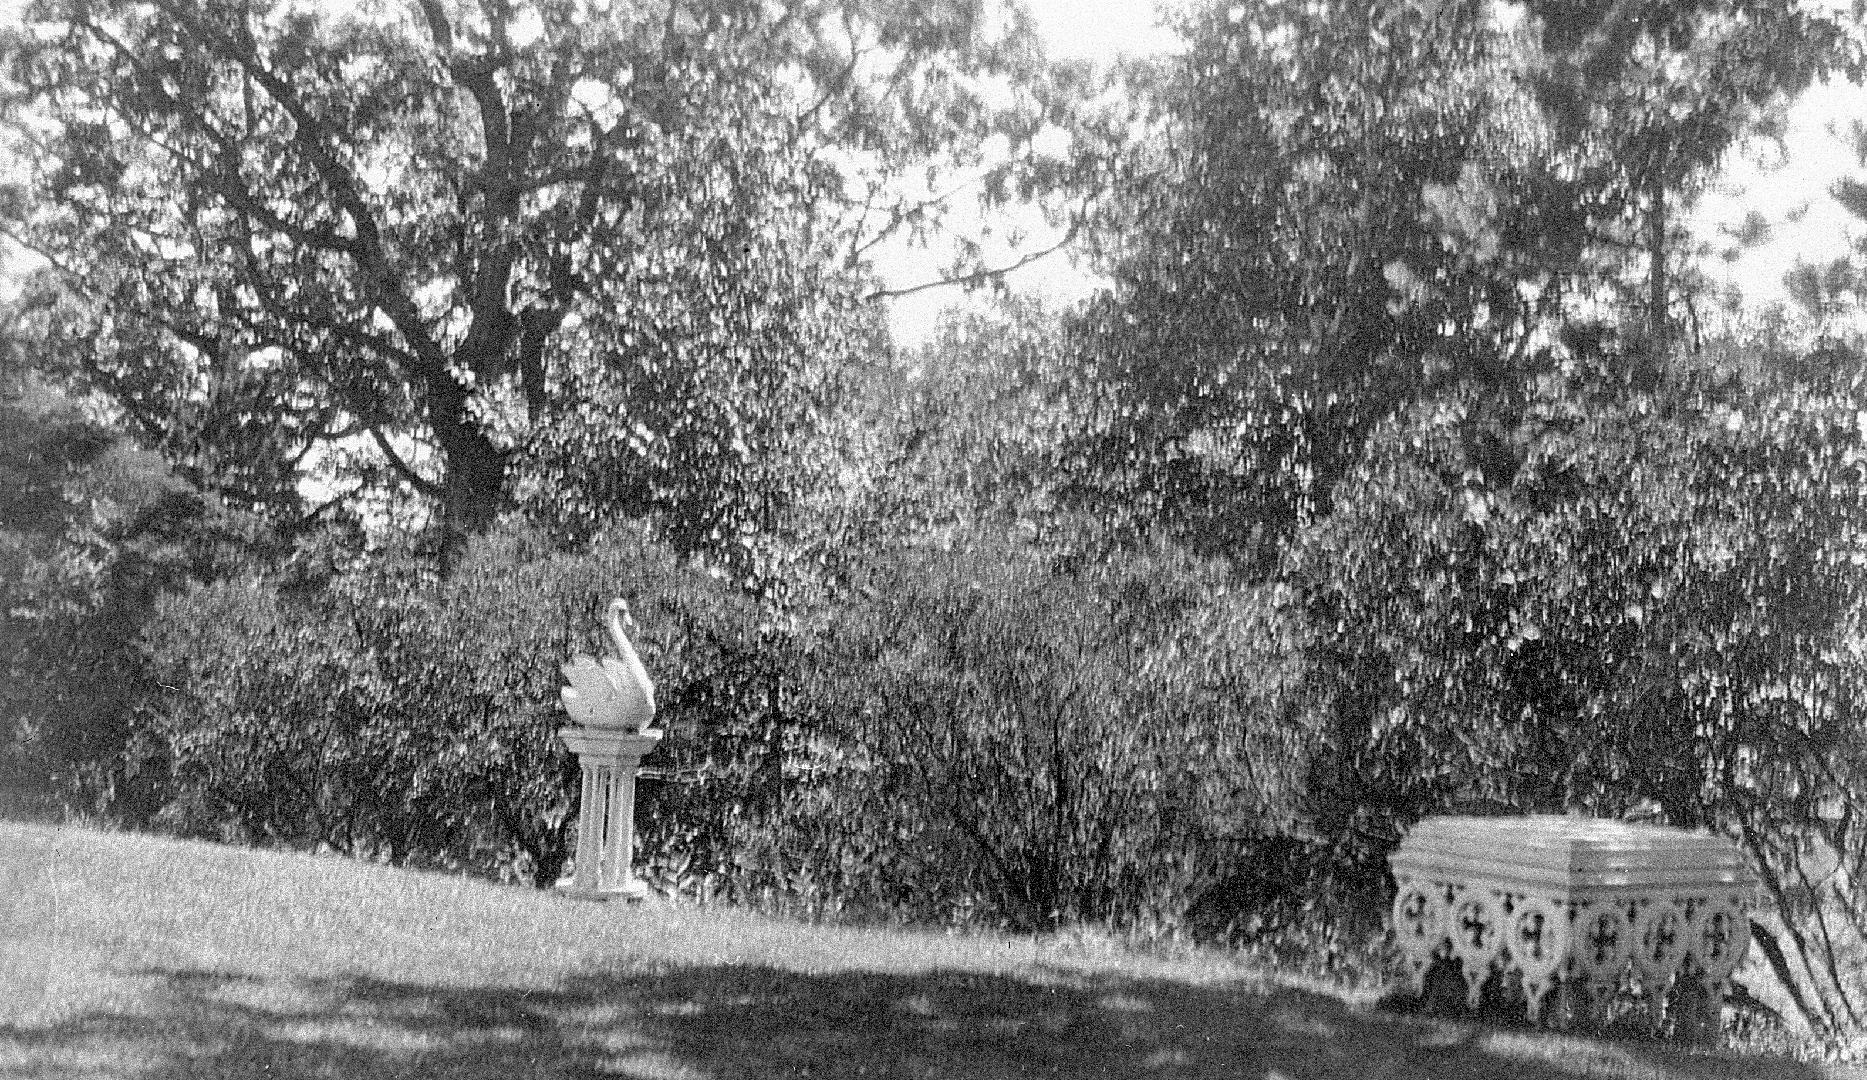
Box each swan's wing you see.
[613,648,656,715]
[599,657,655,731]
[560,656,622,726]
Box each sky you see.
[1690,76,1867,321]
[867,0,1179,346]
[1029,0,1181,59]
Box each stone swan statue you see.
[559,598,657,732]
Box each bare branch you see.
[864,219,1081,302]
[147,0,454,388]
[847,161,1015,266]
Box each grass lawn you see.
[2,819,1862,1080]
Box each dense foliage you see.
[0,321,221,819]
[1290,353,1867,867]
[9,0,1867,1050]
[140,523,772,883]
[774,536,1308,930]
[0,0,1080,569]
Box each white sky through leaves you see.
[0,0,1863,342]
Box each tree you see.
[1066,0,1855,569]
[812,294,1088,562]
[1065,0,1539,568]
[0,0,1085,570]
[1511,0,1853,351]
[1286,334,1867,1033]
[0,303,218,817]
[1053,2,1867,1009]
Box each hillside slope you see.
[0,820,1856,1079]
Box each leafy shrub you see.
[754,533,1311,931]
[1288,364,1867,1036]
[139,577,386,846]
[139,520,771,883]
[1,361,220,821]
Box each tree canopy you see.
[1066,0,1858,567]
[0,0,1087,568]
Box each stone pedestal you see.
[1390,815,1757,1029]
[557,727,662,902]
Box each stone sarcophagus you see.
[1389,815,1757,1027]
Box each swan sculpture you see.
[559,598,657,732]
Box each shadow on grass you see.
[0,960,1840,1080]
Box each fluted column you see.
[558,728,662,901]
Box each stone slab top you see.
[1390,814,1757,894]
[557,726,664,761]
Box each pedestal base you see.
[557,878,650,903]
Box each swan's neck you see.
[607,600,631,657]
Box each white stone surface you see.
[557,597,663,902]
[1390,815,1757,1028]
[557,726,662,902]
[559,598,657,733]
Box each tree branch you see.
[232,237,419,373]
[76,15,362,258]
[368,426,444,497]
[863,220,1081,302]
[148,0,454,388]
[295,481,366,528]
[419,0,533,392]
[796,8,871,133]
[414,0,456,54]
[847,161,1014,267]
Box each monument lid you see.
[1389,814,1756,892]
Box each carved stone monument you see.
[1390,815,1757,1032]
[557,598,662,901]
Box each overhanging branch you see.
[846,161,1013,267]
[148,0,454,389]
[862,220,1080,303]
[368,427,444,498]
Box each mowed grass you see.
[1,821,1860,1080]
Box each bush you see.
[139,520,771,883]
[1,362,219,822]
[1288,362,1867,1037]
[752,533,1311,931]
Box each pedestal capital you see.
[557,726,663,762]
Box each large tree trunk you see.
[429,380,509,574]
